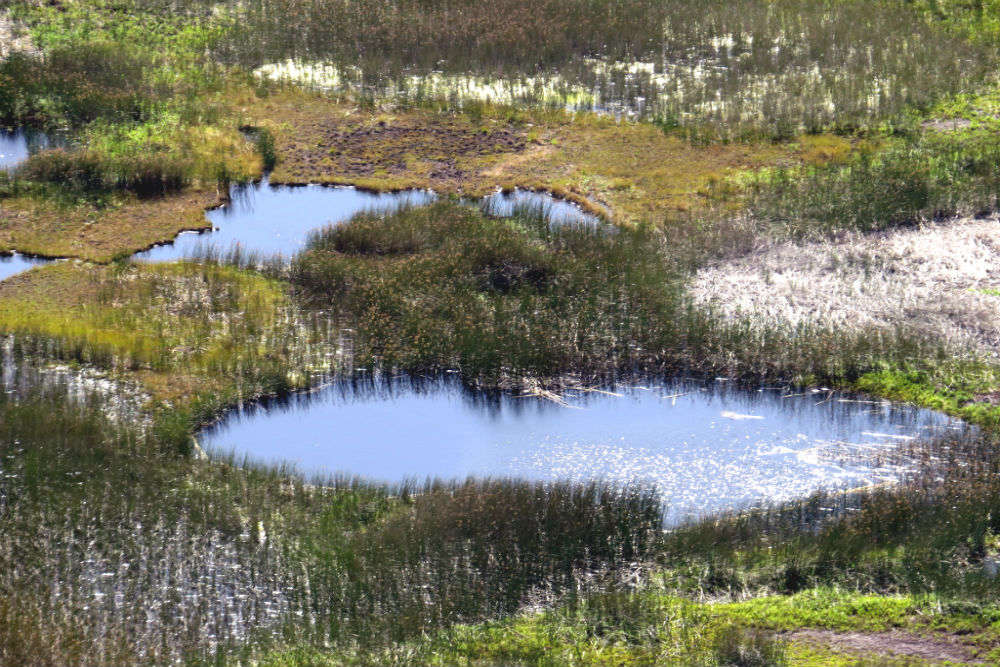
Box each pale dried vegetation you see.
[690,216,1000,355]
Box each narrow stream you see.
[200,376,967,524]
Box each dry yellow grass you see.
[690,215,1000,355]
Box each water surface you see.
[0,252,51,281]
[201,377,965,523]
[135,178,437,262]
[0,128,66,171]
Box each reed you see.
[223,0,1000,137]
[0,386,664,665]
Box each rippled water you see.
[200,376,966,523]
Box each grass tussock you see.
[287,200,686,386]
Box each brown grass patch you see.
[0,189,221,262]
[251,92,846,224]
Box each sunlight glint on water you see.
[200,377,967,524]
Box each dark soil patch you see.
[267,106,527,190]
[785,628,989,664]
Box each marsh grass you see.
[227,0,999,136]
[18,148,191,197]
[0,386,665,665]
[742,132,1000,237]
[286,200,687,386]
[0,40,162,127]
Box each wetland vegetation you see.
[5,0,1000,664]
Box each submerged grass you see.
[0,387,664,665]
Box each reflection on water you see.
[0,128,66,171]
[200,376,967,524]
[0,253,52,281]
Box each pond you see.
[199,376,966,524]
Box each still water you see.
[2,171,600,280]
[200,376,965,523]
[0,127,66,171]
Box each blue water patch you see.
[0,128,66,171]
[0,253,52,281]
[200,376,967,524]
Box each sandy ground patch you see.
[690,216,1000,354]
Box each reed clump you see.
[742,131,1000,237]
[288,200,686,386]
[18,148,190,197]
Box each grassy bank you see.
[0,260,335,432]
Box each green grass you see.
[716,589,923,633]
